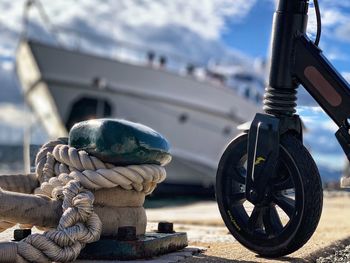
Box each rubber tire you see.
[216,133,323,257]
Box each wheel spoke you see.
[270,206,284,232]
[229,192,246,204]
[262,206,283,236]
[248,206,263,230]
[274,176,294,192]
[274,195,295,218]
[262,208,274,236]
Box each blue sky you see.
[222,0,350,75]
[222,0,273,58]
[0,0,349,174]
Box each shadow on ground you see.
[144,196,214,209]
[187,254,309,263]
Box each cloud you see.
[84,0,256,40]
[322,46,349,62]
[297,106,324,114]
[0,0,258,67]
[335,23,350,43]
[317,3,350,43]
[341,71,350,82]
[0,0,260,105]
[321,9,348,27]
[298,106,344,170]
[303,1,350,44]
[0,0,257,43]
[320,0,350,9]
[320,120,338,133]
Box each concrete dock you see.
[1,191,350,262]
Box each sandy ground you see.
[1,191,350,262]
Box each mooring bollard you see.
[0,119,188,262]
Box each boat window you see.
[66,97,112,130]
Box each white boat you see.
[14,0,263,192]
[16,39,261,192]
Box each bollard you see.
[0,119,189,261]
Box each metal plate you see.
[78,232,188,260]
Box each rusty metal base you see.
[78,232,188,260]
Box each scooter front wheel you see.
[216,133,323,257]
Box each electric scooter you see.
[216,0,350,257]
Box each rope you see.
[35,137,68,184]
[35,143,166,197]
[16,180,101,263]
[0,173,38,194]
[0,138,166,262]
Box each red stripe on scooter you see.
[304,66,342,107]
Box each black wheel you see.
[216,133,323,257]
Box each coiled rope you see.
[15,180,102,262]
[35,138,166,197]
[0,138,166,262]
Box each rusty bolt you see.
[14,229,31,241]
[117,226,137,241]
[157,221,174,233]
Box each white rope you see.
[35,137,68,184]
[0,138,166,262]
[16,180,102,263]
[35,143,166,197]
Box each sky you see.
[0,0,349,173]
[222,0,350,76]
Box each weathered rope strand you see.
[0,138,166,262]
[14,180,102,262]
[35,143,166,197]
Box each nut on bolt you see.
[157,221,175,233]
[14,229,32,241]
[117,226,137,241]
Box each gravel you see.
[316,244,350,263]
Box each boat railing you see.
[34,24,202,74]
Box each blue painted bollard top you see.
[69,119,172,166]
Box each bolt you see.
[157,221,174,233]
[117,226,137,241]
[13,229,31,241]
[249,189,259,203]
